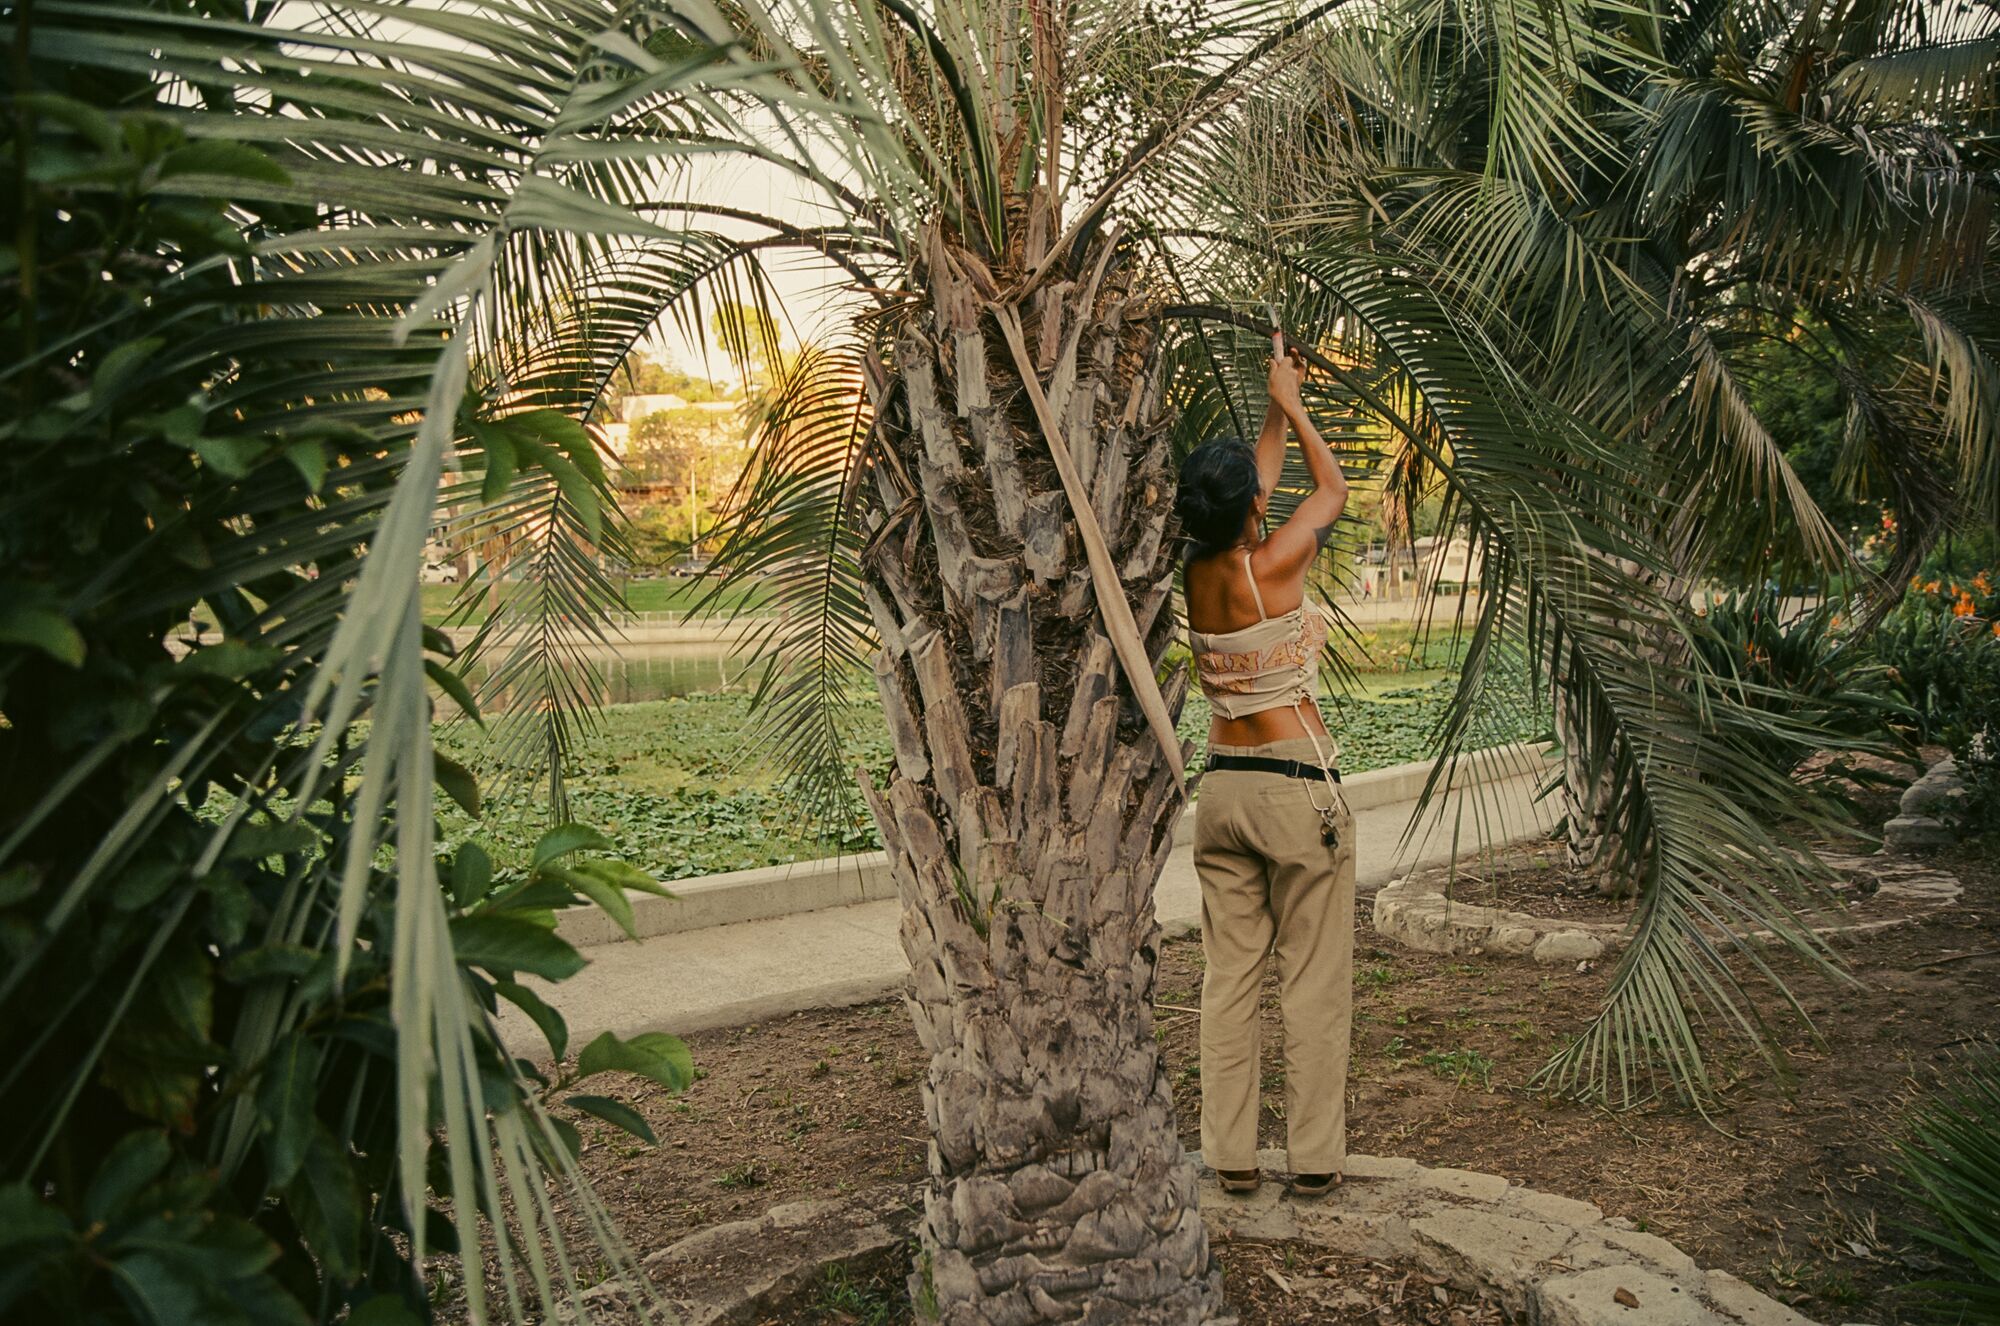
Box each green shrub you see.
[1876,575,2000,833]
[1691,589,1908,780]
[1893,1050,2000,1318]
[0,35,692,1324]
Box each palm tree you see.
[1172,0,2000,1098]
[1239,0,2000,886]
[664,0,1954,1310]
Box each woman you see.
[1176,348,1351,1198]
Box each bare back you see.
[1184,544,1329,746]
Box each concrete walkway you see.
[502,766,1558,1050]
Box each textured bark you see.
[1558,512,1701,899]
[855,220,1223,1324]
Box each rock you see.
[1883,814,1955,854]
[1704,1269,1820,1325]
[1489,925,1540,956]
[1504,1189,1606,1227]
[1414,1166,1511,1202]
[635,1187,910,1325]
[1568,1227,1700,1278]
[1411,1209,1575,1313]
[1901,774,1967,818]
[1534,930,1607,965]
[1535,1266,1709,1326]
[1342,1154,1421,1181]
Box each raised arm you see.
[1253,396,1287,498]
[1259,350,1348,579]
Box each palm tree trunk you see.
[855,222,1224,1324]
[1558,503,1702,899]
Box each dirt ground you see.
[549,822,1997,1325]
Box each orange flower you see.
[1992,620,2000,638]
[1953,592,1976,617]
[1976,572,1993,594]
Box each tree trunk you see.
[1556,682,1622,894]
[855,220,1224,1324]
[1557,507,1702,899]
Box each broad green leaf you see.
[283,439,327,495]
[449,843,493,909]
[510,409,606,485]
[189,434,263,479]
[159,139,289,186]
[222,944,321,984]
[0,1182,72,1248]
[447,914,586,981]
[177,640,282,681]
[530,822,614,870]
[287,1123,362,1281]
[571,858,675,900]
[256,1037,321,1187]
[493,980,567,1061]
[426,660,483,726]
[0,868,37,907]
[574,1031,692,1093]
[542,863,635,940]
[434,753,482,818]
[510,433,602,543]
[84,1132,171,1224]
[473,421,518,505]
[90,336,164,399]
[0,604,84,667]
[565,1094,656,1144]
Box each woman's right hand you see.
[1267,349,1305,408]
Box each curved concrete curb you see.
[1198,1149,1816,1326]
[555,741,1558,949]
[1373,873,1623,966]
[1372,847,1965,966]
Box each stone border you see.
[1198,1149,1817,1326]
[1372,872,1620,966]
[586,1152,1815,1326]
[554,741,1558,949]
[1372,849,1964,966]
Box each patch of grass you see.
[812,1261,902,1326]
[1421,1047,1495,1090]
[435,657,1546,875]
[714,1161,768,1190]
[1358,963,1403,989]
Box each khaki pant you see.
[1193,738,1355,1173]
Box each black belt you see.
[1204,755,1339,782]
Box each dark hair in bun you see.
[1175,435,1260,560]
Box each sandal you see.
[1288,1172,1340,1198]
[1217,1168,1261,1194]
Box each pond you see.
[450,644,759,711]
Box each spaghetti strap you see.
[1241,550,1267,621]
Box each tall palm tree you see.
[1173,0,2000,1100]
[661,0,1928,1312]
[1239,0,2000,886]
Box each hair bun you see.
[1174,435,1261,559]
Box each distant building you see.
[600,394,738,460]
[1414,534,1482,587]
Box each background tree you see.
[1182,0,1999,1091]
